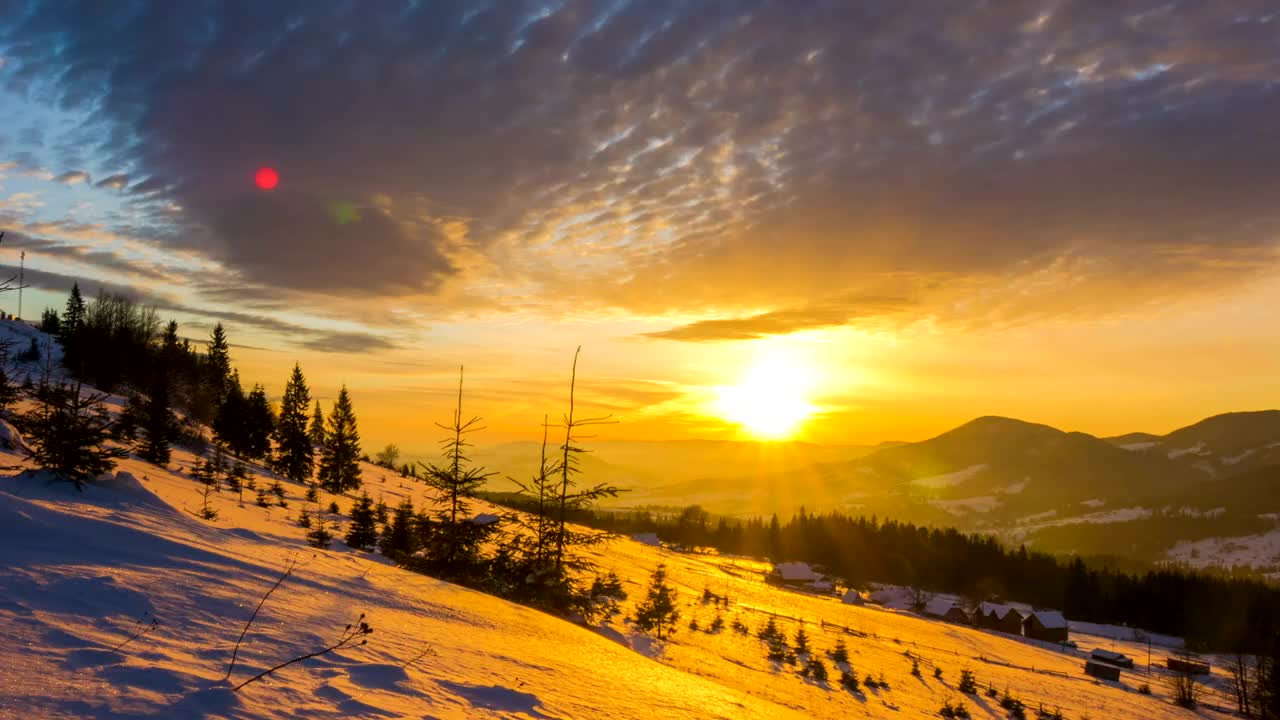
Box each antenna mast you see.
[18,250,25,320]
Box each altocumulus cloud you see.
[0,1,1277,335]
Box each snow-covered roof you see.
[772,561,821,581]
[1028,610,1067,629]
[842,589,864,604]
[979,602,1020,620]
[812,579,834,590]
[468,513,500,525]
[632,532,661,546]
[1091,649,1129,662]
[925,597,959,617]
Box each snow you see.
[924,597,959,617]
[841,590,864,605]
[0,367,1240,718]
[1080,499,1106,509]
[1118,441,1162,451]
[1167,441,1207,459]
[1221,448,1256,465]
[772,561,822,582]
[1000,479,1028,494]
[1165,527,1280,572]
[1029,610,1068,630]
[911,463,987,489]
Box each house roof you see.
[925,597,960,617]
[1027,610,1068,629]
[772,562,821,581]
[978,602,1021,620]
[842,589,864,604]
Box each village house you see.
[766,561,825,589]
[923,597,973,625]
[1084,659,1122,681]
[1023,610,1069,643]
[976,602,1025,635]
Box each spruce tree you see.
[23,380,126,489]
[317,386,361,493]
[309,400,326,446]
[0,365,18,411]
[345,492,378,550]
[137,376,174,466]
[794,626,810,654]
[380,498,416,559]
[213,374,247,452]
[421,367,495,570]
[243,384,275,459]
[830,638,850,664]
[59,283,86,371]
[206,323,232,404]
[272,364,314,483]
[633,564,680,640]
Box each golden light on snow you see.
[714,344,819,440]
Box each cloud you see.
[52,170,89,185]
[94,173,129,190]
[645,296,914,341]
[2,1,1278,332]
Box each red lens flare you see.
[255,167,279,190]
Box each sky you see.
[1,1,1278,454]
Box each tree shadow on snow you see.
[437,680,556,719]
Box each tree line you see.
[478,499,1280,653]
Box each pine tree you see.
[345,492,378,551]
[317,386,361,493]
[380,498,416,559]
[213,374,248,453]
[243,384,275,459]
[795,626,810,654]
[633,563,680,640]
[374,495,390,528]
[206,323,232,404]
[23,380,126,489]
[272,364,314,483]
[421,367,495,570]
[59,283,86,372]
[0,364,18,411]
[830,638,850,664]
[308,400,326,446]
[40,307,60,334]
[137,376,174,466]
[306,513,333,548]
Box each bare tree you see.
[1229,651,1255,717]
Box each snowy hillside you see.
[0,429,1243,718]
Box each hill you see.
[0,442,1239,718]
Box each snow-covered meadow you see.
[0,427,1241,719]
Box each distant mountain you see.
[1107,410,1280,478]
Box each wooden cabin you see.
[977,602,1025,635]
[1084,660,1121,681]
[1023,610,1069,643]
[1090,648,1134,669]
[1167,657,1211,675]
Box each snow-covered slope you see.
[0,433,1240,718]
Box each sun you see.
[715,346,819,440]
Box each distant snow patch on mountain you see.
[1166,527,1280,572]
[1081,499,1106,508]
[911,463,987,489]
[1167,442,1207,459]
[1222,448,1256,465]
[1119,441,1163,450]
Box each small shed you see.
[1084,660,1121,681]
[943,606,973,625]
[1091,649,1134,669]
[1023,610,1069,643]
[1167,657,1211,675]
[841,589,865,605]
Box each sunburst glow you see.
[715,345,819,439]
